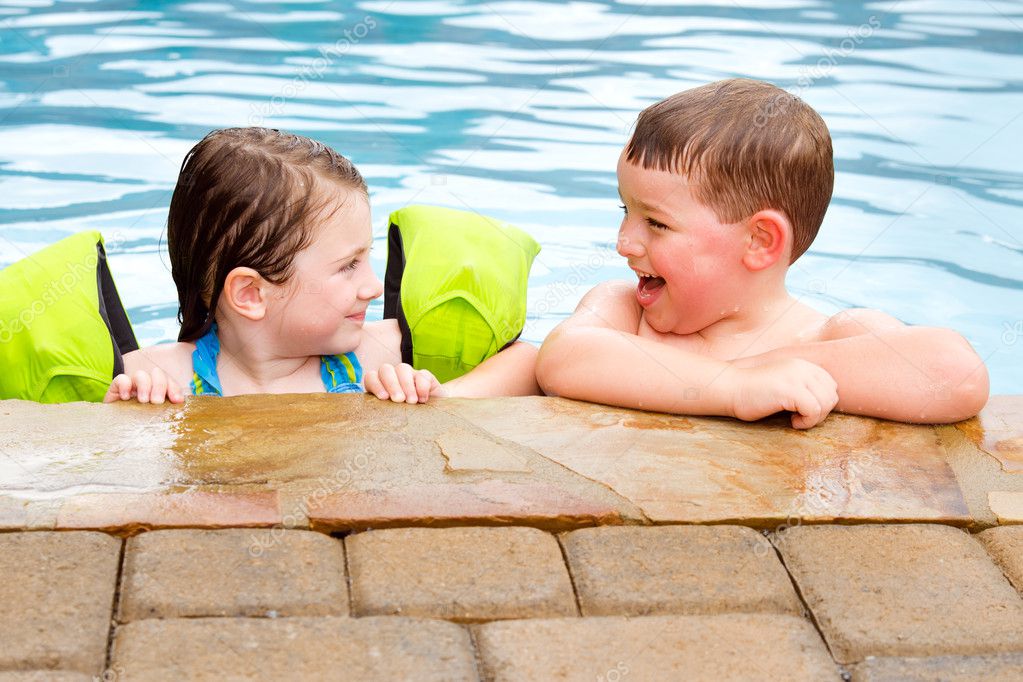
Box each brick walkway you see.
[1,395,1022,679]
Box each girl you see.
[105,127,539,404]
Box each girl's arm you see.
[442,341,540,397]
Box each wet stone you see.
[0,531,120,675]
[110,616,477,681]
[977,526,1023,596]
[474,613,838,681]
[776,524,1023,664]
[561,525,802,616]
[851,653,1023,681]
[0,673,95,681]
[56,490,283,533]
[346,526,577,621]
[118,528,347,620]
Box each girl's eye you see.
[339,259,359,273]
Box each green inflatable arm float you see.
[384,205,540,382]
[0,206,537,402]
[0,231,138,403]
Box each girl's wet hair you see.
[167,127,367,342]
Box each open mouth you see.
[638,274,666,295]
[634,268,666,307]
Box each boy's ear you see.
[222,267,268,321]
[742,209,791,271]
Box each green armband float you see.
[0,231,138,403]
[384,205,540,382]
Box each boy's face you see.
[616,153,749,335]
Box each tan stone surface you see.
[561,525,801,616]
[118,528,347,620]
[450,397,971,525]
[56,490,282,532]
[346,526,577,621]
[309,480,624,531]
[977,526,1023,594]
[989,491,1023,524]
[111,616,477,681]
[939,423,1023,527]
[956,395,1023,473]
[474,613,838,681]
[776,524,1023,663]
[851,653,1023,681]
[0,531,120,675]
[0,673,95,681]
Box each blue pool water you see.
[1,0,1021,392]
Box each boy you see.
[537,79,988,428]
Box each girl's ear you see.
[222,267,268,321]
[741,209,792,271]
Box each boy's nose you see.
[617,223,643,258]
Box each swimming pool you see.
[1,0,1020,392]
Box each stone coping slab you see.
[473,613,839,681]
[118,528,347,620]
[0,531,120,675]
[110,616,477,681]
[4,393,1012,533]
[560,524,802,616]
[775,524,1023,664]
[977,526,1023,595]
[851,653,1023,681]
[346,526,577,621]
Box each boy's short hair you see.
[625,78,833,263]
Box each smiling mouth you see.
[637,273,666,294]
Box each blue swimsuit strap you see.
[190,323,224,396]
[320,352,364,394]
[191,323,363,396]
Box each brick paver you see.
[110,616,477,680]
[977,526,1023,595]
[561,525,801,616]
[0,531,120,675]
[118,528,347,620]
[346,526,577,621]
[776,524,1023,663]
[474,613,838,681]
[851,653,1023,681]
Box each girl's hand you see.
[104,368,185,405]
[364,363,445,404]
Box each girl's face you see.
[269,188,382,357]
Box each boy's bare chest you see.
[637,313,827,361]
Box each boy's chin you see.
[644,310,701,336]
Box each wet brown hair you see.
[625,78,833,263]
[167,127,368,342]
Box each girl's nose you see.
[360,271,384,301]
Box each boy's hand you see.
[728,358,838,429]
[104,368,184,405]
[365,363,445,404]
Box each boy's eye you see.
[339,259,359,273]
[618,203,628,215]
[645,217,668,230]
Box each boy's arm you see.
[442,341,541,397]
[536,282,839,427]
[735,309,989,423]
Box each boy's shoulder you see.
[566,280,644,333]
